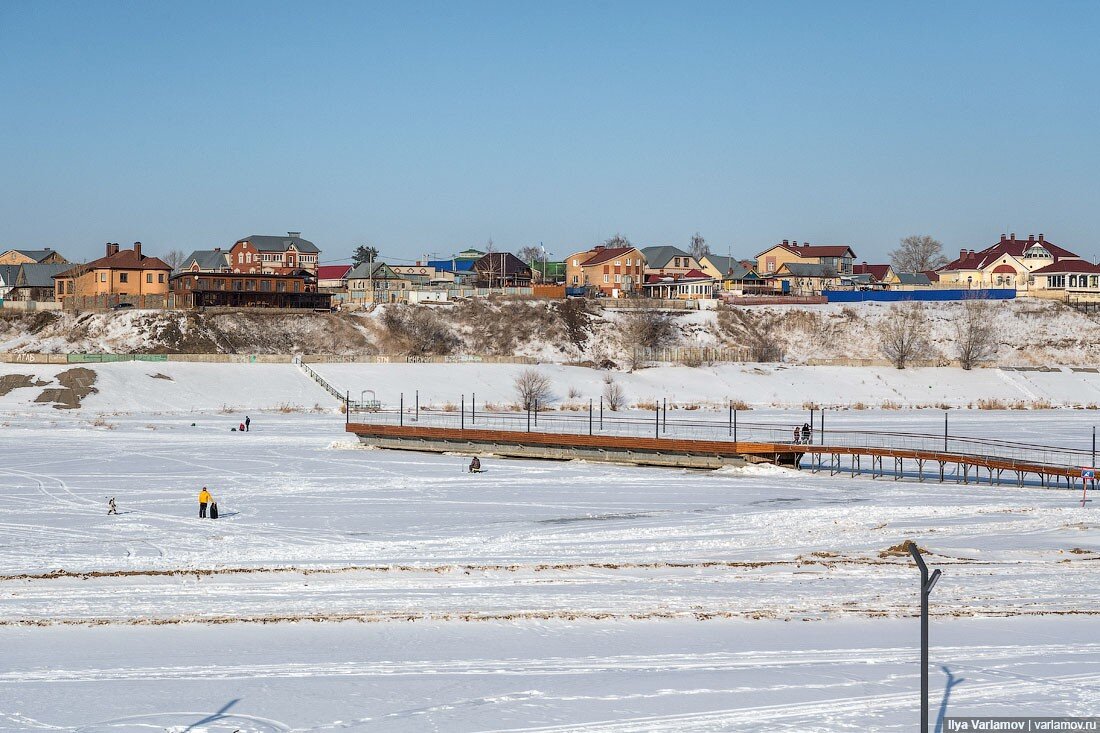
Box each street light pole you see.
[908,542,942,733]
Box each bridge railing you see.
[347,405,1095,471]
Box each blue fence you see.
[824,288,1016,303]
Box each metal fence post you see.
[345,390,349,425]
[399,392,403,427]
[600,396,603,430]
[534,399,538,427]
[589,399,593,436]
[734,408,738,444]
[527,402,531,432]
[728,400,732,437]
[461,394,465,430]
[654,404,659,439]
[415,389,419,421]
[944,412,948,452]
[820,409,825,446]
[662,398,667,434]
[472,392,476,425]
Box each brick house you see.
[230,232,320,275]
[564,245,645,296]
[473,252,532,288]
[53,242,172,307]
[0,248,68,266]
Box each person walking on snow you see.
[199,487,211,518]
[245,416,250,432]
[209,493,219,519]
[802,422,812,444]
[793,426,801,445]
[107,497,118,515]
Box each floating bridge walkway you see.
[343,402,1096,488]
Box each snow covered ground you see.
[1,363,1099,730]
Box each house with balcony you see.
[230,232,320,275]
[936,233,1081,293]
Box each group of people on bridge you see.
[793,422,813,445]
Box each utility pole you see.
[909,542,942,733]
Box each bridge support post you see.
[895,456,903,481]
[938,461,945,483]
[917,458,925,482]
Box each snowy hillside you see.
[3,297,1100,366]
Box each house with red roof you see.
[755,240,856,277]
[1028,259,1100,298]
[317,264,352,292]
[936,233,1081,293]
[564,245,645,296]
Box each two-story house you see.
[564,245,646,295]
[756,240,856,277]
[230,232,320,275]
[53,242,172,307]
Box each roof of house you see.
[182,249,230,271]
[474,252,532,275]
[56,247,171,278]
[317,265,352,280]
[941,235,1077,271]
[703,255,755,280]
[15,263,73,288]
[0,264,19,286]
[1030,260,1100,275]
[843,273,877,285]
[756,242,856,259]
[579,246,637,267]
[894,272,932,285]
[777,262,841,277]
[921,269,941,282]
[852,263,891,281]
[644,268,712,284]
[4,248,62,263]
[640,246,694,269]
[236,234,320,254]
[347,262,399,279]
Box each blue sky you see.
[2,1,1098,264]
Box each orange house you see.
[564,245,645,296]
[53,242,172,306]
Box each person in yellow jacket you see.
[199,487,211,518]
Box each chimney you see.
[1000,234,1007,242]
[1010,232,1015,240]
[288,231,301,239]
[133,242,142,257]
[1028,234,1035,243]
[1039,233,1045,243]
[960,249,967,260]
[106,242,119,256]
[782,239,789,246]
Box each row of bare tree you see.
[879,297,997,369]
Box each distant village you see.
[1,231,1097,311]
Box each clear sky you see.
[2,1,1099,265]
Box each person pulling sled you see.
[469,456,482,473]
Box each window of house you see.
[572,275,578,284]
[100,273,106,282]
[158,273,165,283]
[277,281,286,292]
[1092,276,1099,289]
[66,281,73,294]
[614,261,621,267]
[260,280,271,291]
[246,253,252,263]
[234,280,243,291]
[603,274,609,283]
[246,280,256,290]
[146,273,153,284]
[614,274,621,283]
[239,253,245,263]
[119,273,128,283]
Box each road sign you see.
[1082,468,1096,480]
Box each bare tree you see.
[689,232,710,262]
[620,309,678,370]
[716,308,784,362]
[602,234,632,248]
[879,303,929,369]
[953,295,997,370]
[889,235,948,273]
[514,368,553,410]
[380,306,460,355]
[162,248,186,270]
[602,376,626,411]
[516,245,542,265]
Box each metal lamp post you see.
[908,542,942,733]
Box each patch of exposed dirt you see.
[0,374,49,396]
[149,372,173,381]
[35,367,98,409]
